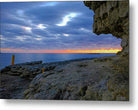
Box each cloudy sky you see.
[0,1,122,53]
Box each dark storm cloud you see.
[0,1,121,50]
[24,1,93,24]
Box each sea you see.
[0,53,115,69]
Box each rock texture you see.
[84,0,129,55]
[82,0,129,101]
[1,61,43,80]
[0,55,129,100]
[23,56,128,100]
[0,61,58,99]
[0,1,129,100]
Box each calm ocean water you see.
[0,53,115,69]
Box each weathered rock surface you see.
[0,60,63,98]
[23,55,128,100]
[84,0,129,56]
[0,59,94,99]
[83,0,129,100]
[1,61,43,79]
[0,55,129,100]
[0,75,30,99]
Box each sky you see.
[0,1,122,53]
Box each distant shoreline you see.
[0,53,116,70]
[0,57,96,70]
[0,54,117,71]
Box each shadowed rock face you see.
[84,0,129,55]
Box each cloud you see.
[21,26,32,33]
[16,10,24,17]
[63,34,69,37]
[36,24,47,30]
[56,13,80,26]
[1,1,121,51]
[40,2,58,7]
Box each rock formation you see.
[84,0,129,55]
[0,1,129,100]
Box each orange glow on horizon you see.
[1,48,122,53]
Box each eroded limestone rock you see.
[84,0,129,56]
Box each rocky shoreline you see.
[0,58,94,99]
[0,58,95,80]
[0,55,129,100]
[0,1,129,100]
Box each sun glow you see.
[1,48,122,53]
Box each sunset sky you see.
[0,1,122,53]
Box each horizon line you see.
[0,48,122,53]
